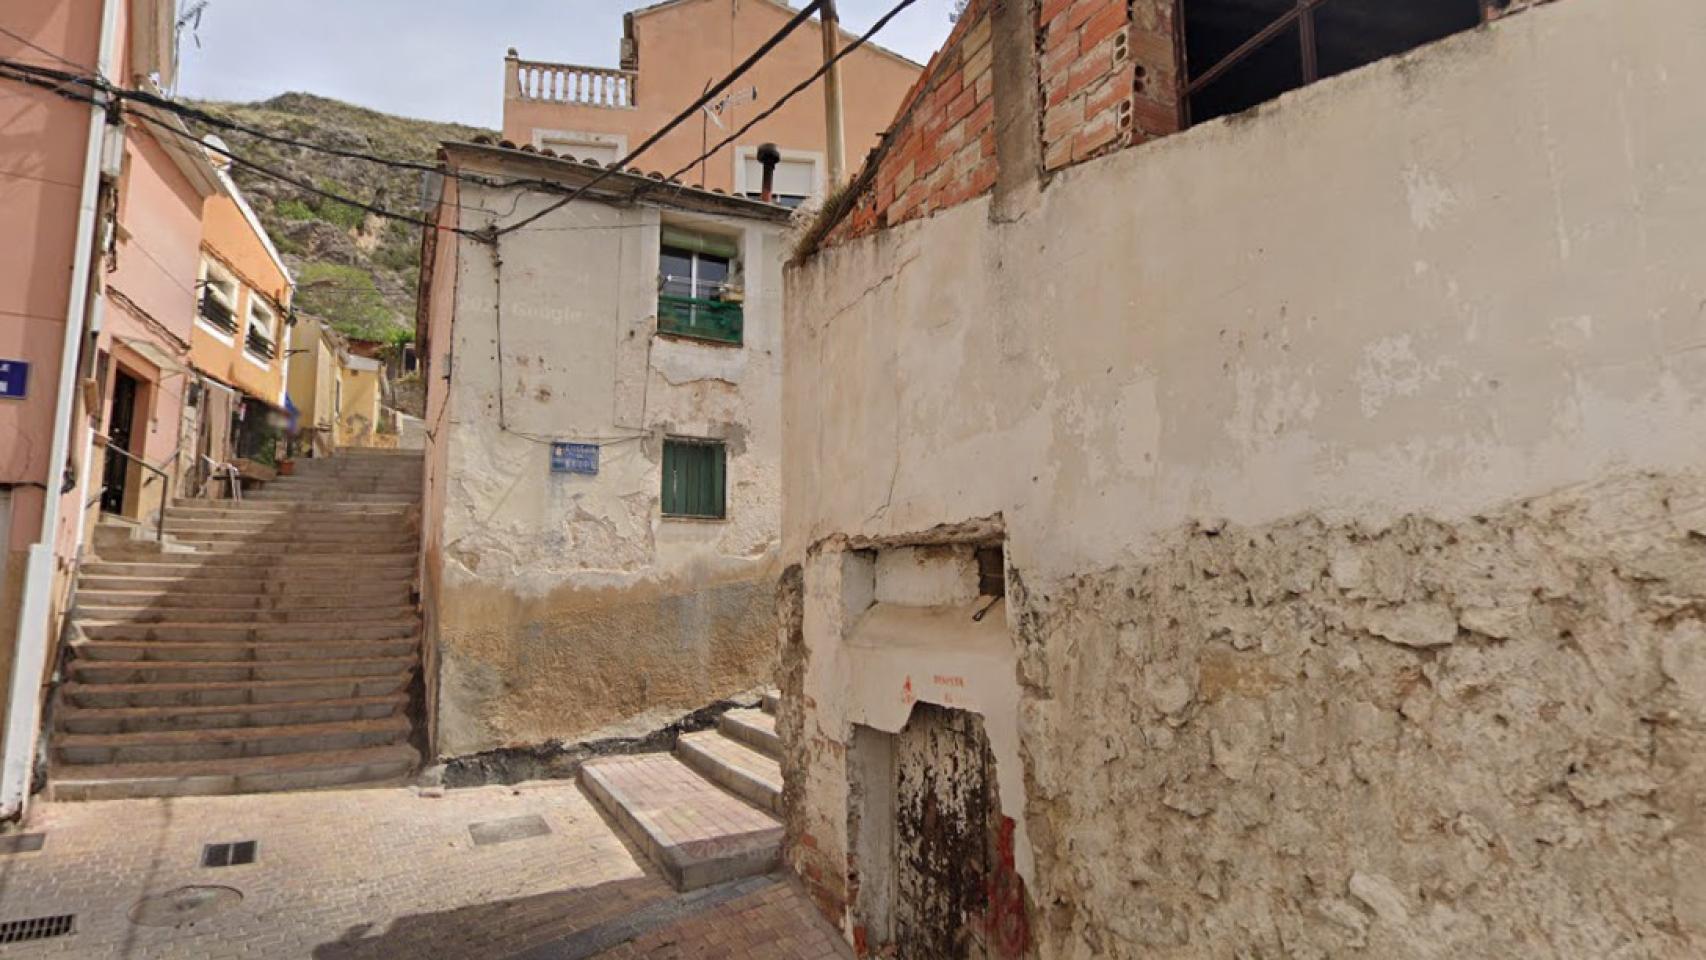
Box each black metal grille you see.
[0,914,74,944]
[202,840,257,867]
[199,294,238,333]
[244,327,277,361]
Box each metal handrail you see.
[98,439,177,545]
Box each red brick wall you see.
[1038,0,1180,170]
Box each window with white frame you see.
[244,298,277,362]
[197,260,239,338]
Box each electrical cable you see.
[487,0,826,238]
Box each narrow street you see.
[0,782,847,959]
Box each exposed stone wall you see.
[1017,472,1706,957]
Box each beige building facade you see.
[501,0,921,202]
[418,142,792,762]
[780,0,1706,956]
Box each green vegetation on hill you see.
[187,92,493,340]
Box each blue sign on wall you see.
[0,360,27,400]
[551,442,599,475]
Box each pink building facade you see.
[0,0,219,817]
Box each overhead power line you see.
[487,0,827,239]
[663,0,921,186]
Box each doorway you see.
[100,368,142,515]
[850,704,1030,959]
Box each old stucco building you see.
[780,0,1706,956]
[417,141,792,762]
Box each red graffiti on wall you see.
[983,816,1030,957]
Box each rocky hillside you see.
[188,93,492,341]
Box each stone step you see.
[62,675,411,709]
[676,730,782,815]
[245,491,418,504]
[580,754,781,891]
[69,655,418,685]
[75,581,413,603]
[56,693,408,735]
[762,690,779,714]
[47,743,420,801]
[165,539,416,555]
[164,517,414,533]
[75,604,417,624]
[172,501,412,516]
[72,637,417,663]
[54,716,410,765]
[717,708,781,758]
[79,619,418,642]
[81,557,416,577]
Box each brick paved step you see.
[73,637,417,663]
[56,693,408,734]
[80,619,418,642]
[716,709,781,758]
[55,716,411,765]
[676,730,782,815]
[580,754,781,891]
[62,675,411,709]
[47,743,419,801]
[76,581,412,603]
[75,603,417,624]
[69,655,418,685]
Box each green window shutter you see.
[663,439,726,518]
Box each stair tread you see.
[678,730,782,789]
[58,693,408,721]
[62,676,411,696]
[49,743,419,783]
[56,715,409,748]
[580,753,779,891]
[79,617,419,629]
[74,655,417,668]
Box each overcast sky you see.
[175,0,958,128]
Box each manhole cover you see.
[129,886,243,927]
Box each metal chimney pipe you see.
[756,142,781,204]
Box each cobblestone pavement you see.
[0,781,850,959]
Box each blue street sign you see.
[0,360,27,400]
[550,442,599,475]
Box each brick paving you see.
[0,780,849,959]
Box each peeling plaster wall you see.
[782,0,1706,954]
[433,184,787,757]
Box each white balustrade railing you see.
[508,57,636,108]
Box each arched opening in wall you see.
[848,703,1029,959]
[1182,0,1487,126]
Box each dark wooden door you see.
[101,369,140,514]
[893,703,995,960]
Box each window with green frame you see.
[658,227,743,344]
[662,438,726,519]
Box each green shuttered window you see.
[662,438,726,519]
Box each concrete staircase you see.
[581,692,784,890]
[49,449,424,801]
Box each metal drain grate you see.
[0,913,74,944]
[202,840,257,867]
[0,833,44,855]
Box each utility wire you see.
[662,0,921,186]
[487,0,825,239]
